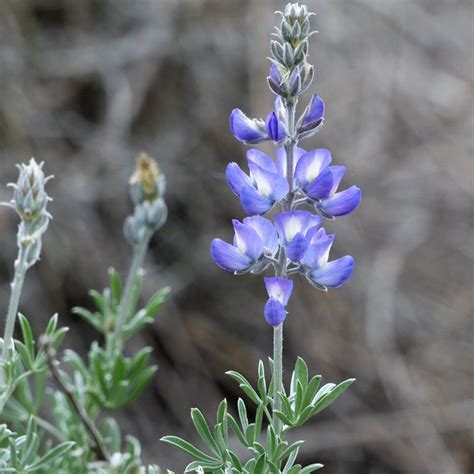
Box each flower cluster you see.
[211,3,361,327]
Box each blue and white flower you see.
[264,277,293,326]
[274,210,321,262]
[301,228,355,290]
[293,149,361,218]
[229,109,268,144]
[210,217,276,273]
[226,149,289,215]
[297,93,325,137]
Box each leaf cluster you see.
[162,358,354,473]
[0,267,169,473]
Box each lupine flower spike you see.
[212,7,361,324]
[164,3,360,471]
[212,0,361,447]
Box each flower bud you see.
[136,198,168,231]
[229,109,268,144]
[267,64,287,97]
[124,198,168,246]
[297,93,325,138]
[265,112,286,143]
[10,159,52,223]
[129,153,165,205]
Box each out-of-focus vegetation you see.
[0,0,472,472]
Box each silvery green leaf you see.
[190,408,220,457]
[108,267,122,305]
[237,398,248,431]
[300,463,324,473]
[160,436,216,463]
[294,357,309,388]
[312,379,355,415]
[227,414,247,447]
[225,371,261,405]
[26,441,75,471]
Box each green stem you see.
[111,231,152,350]
[272,324,284,435]
[1,245,29,387]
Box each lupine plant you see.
[0,155,170,473]
[162,3,361,473]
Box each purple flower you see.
[274,210,321,262]
[264,277,293,326]
[211,219,266,273]
[243,215,279,257]
[294,148,332,196]
[265,112,286,143]
[298,93,325,137]
[293,150,361,218]
[319,179,361,218]
[226,149,289,215]
[229,109,268,144]
[300,228,354,289]
[267,64,286,96]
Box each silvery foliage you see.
[0,155,170,473]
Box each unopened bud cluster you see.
[12,159,51,222]
[3,159,53,267]
[124,153,167,245]
[268,3,315,102]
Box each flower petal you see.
[286,232,309,262]
[264,277,294,305]
[328,165,346,196]
[301,234,335,269]
[232,220,264,260]
[248,162,289,202]
[301,93,325,127]
[310,227,327,244]
[274,210,313,244]
[265,112,286,142]
[226,162,251,196]
[246,149,276,172]
[243,215,279,256]
[264,298,287,326]
[320,185,361,217]
[210,239,252,272]
[294,149,332,188]
[229,109,268,144]
[309,255,354,287]
[240,183,273,215]
[305,167,334,200]
[269,64,282,84]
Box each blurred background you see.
[0,0,472,472]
